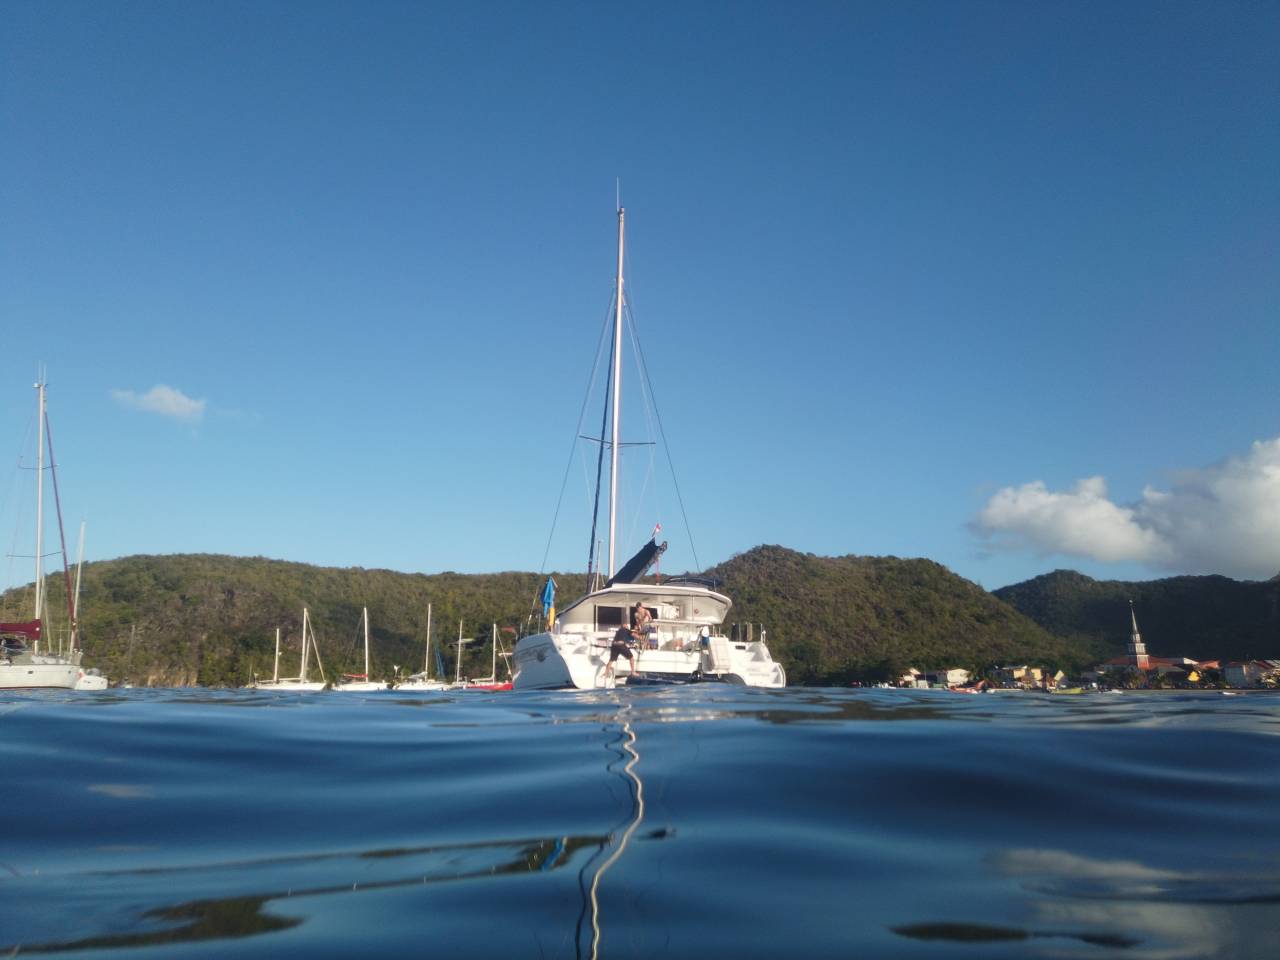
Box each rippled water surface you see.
[3,686,1279,958]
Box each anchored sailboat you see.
[250,607,327,691]
[458,623,513,691]
[1,376,106,690]
[333,607,389,691]
[512,209,785,690]
[396,602,451,691]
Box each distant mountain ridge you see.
[994,569,1280,662]
[2,546,1095,687]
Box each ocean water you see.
[3,687,1278,959]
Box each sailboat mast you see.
[34,379,45,623]
[72,520,86,652]
[363,606,370,678]
[455,620,464,684]
[424,602,433,676]
[272,627,281,683]
[491,622,497,682]
[300,607,311,682]
[608,207,625,578]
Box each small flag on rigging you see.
[541,576,557,627]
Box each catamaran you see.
[512,209,786,690]
[332,607,389,691]
[249,608,327,691]
[1,377,107,690]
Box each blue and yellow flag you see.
[541,577,557,627]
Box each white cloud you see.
[111,384,206,421]
[974,438,1280,580]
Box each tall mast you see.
[72,520,86,652]
[608,207,625,578]
[362,606,370,678]
[34,379,46,623]
[424,602,433,676]
[272,627,281,683]
[300,607,311,682]
[455,620,464,684]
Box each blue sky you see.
[2,0,1276,591]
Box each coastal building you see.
[1224,660,1280,688]
[1097,655,1212,683]
[993,665,1042,685]
[923,668,971,687]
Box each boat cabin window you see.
[595,606,626,630]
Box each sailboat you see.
[1,377,106,690]
[249,608,327,691]
[332,607,389,692]
[511,209,786,690]
[396,602,452,691]
[458,623,513,691]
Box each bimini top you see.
[606,537,667,586]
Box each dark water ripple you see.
[2,686,1278,958]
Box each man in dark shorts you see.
[605,624,633,679]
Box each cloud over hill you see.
[974,438,1280,580]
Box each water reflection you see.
[5,686,1278,958]
[579,703,646,960]
[1,835,606,955]
[894,848,1280,959]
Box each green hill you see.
[1,554,585,688]
[710,546,1093,683]
[993,569,1280,661]
[2,547,1094,687]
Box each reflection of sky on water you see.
[987,848,1280,959]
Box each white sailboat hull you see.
[0,656,80,690]
[332,681,389,692]
[249,679,327,692]
[394,678,454,691]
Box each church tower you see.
[1127,600,1150,670]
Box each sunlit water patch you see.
[3,686,1278,958]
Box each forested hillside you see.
[711,546,1093,683]
[2,547,1097,686]
[1,554,580,687]
[994,569,1280,662]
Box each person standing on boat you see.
[631,601,653,647]
[606,624,634,678]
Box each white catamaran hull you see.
[514,630,785,690]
